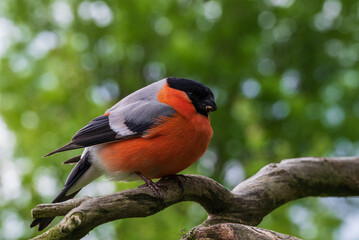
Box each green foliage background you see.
[0,0,359,239]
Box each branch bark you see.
[31,157,359,240]
[183,223,301,240]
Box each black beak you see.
[204,99,217,113]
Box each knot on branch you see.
[61,212,83,234]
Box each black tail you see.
[62,155,81,165]
[43,142,81,157]
[30,190,80,231]
[31,151,92,231]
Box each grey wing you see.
[44,101,176,156]
[109,101,176,135]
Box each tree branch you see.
[182,223,301,240]
[31,157,359,239]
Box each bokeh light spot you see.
[21,111,40,130]
[258,58,276,76]
[203,1,222,22]
[323,105,345,127]
[78,1,113,27]
[0,18,22,58]
[223,160,245,188]
[288,205,318,239]
[51,1,74,28]
[38,72,58,91]
[241,78,261,99]
[0,162,21,202]
[273,20,293,43]
[27,31,58,59]
[153,17,172,36]
[197,149,217,176]
[280,69,300,95]
[320,85,343,103]
[143,62,167,82]
[8,54,31,74]
[258,11,276,29]
[313,0,341,31]
[1,211,25,240]
[265,0,295,8]
[272,101,291,119]
[334,138,353,156]
[90,80,120,106]
[0,118,16,160]
[34,168,59,198]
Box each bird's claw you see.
[135,172,165,207]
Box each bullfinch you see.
[30,77,217,231]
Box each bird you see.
[30,77,217,231]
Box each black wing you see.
[44,102,176,157]
[43,115,122,156]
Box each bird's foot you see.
[135,172,165,207]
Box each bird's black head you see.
[167,77,217,116]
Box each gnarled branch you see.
[31,157,359,239]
